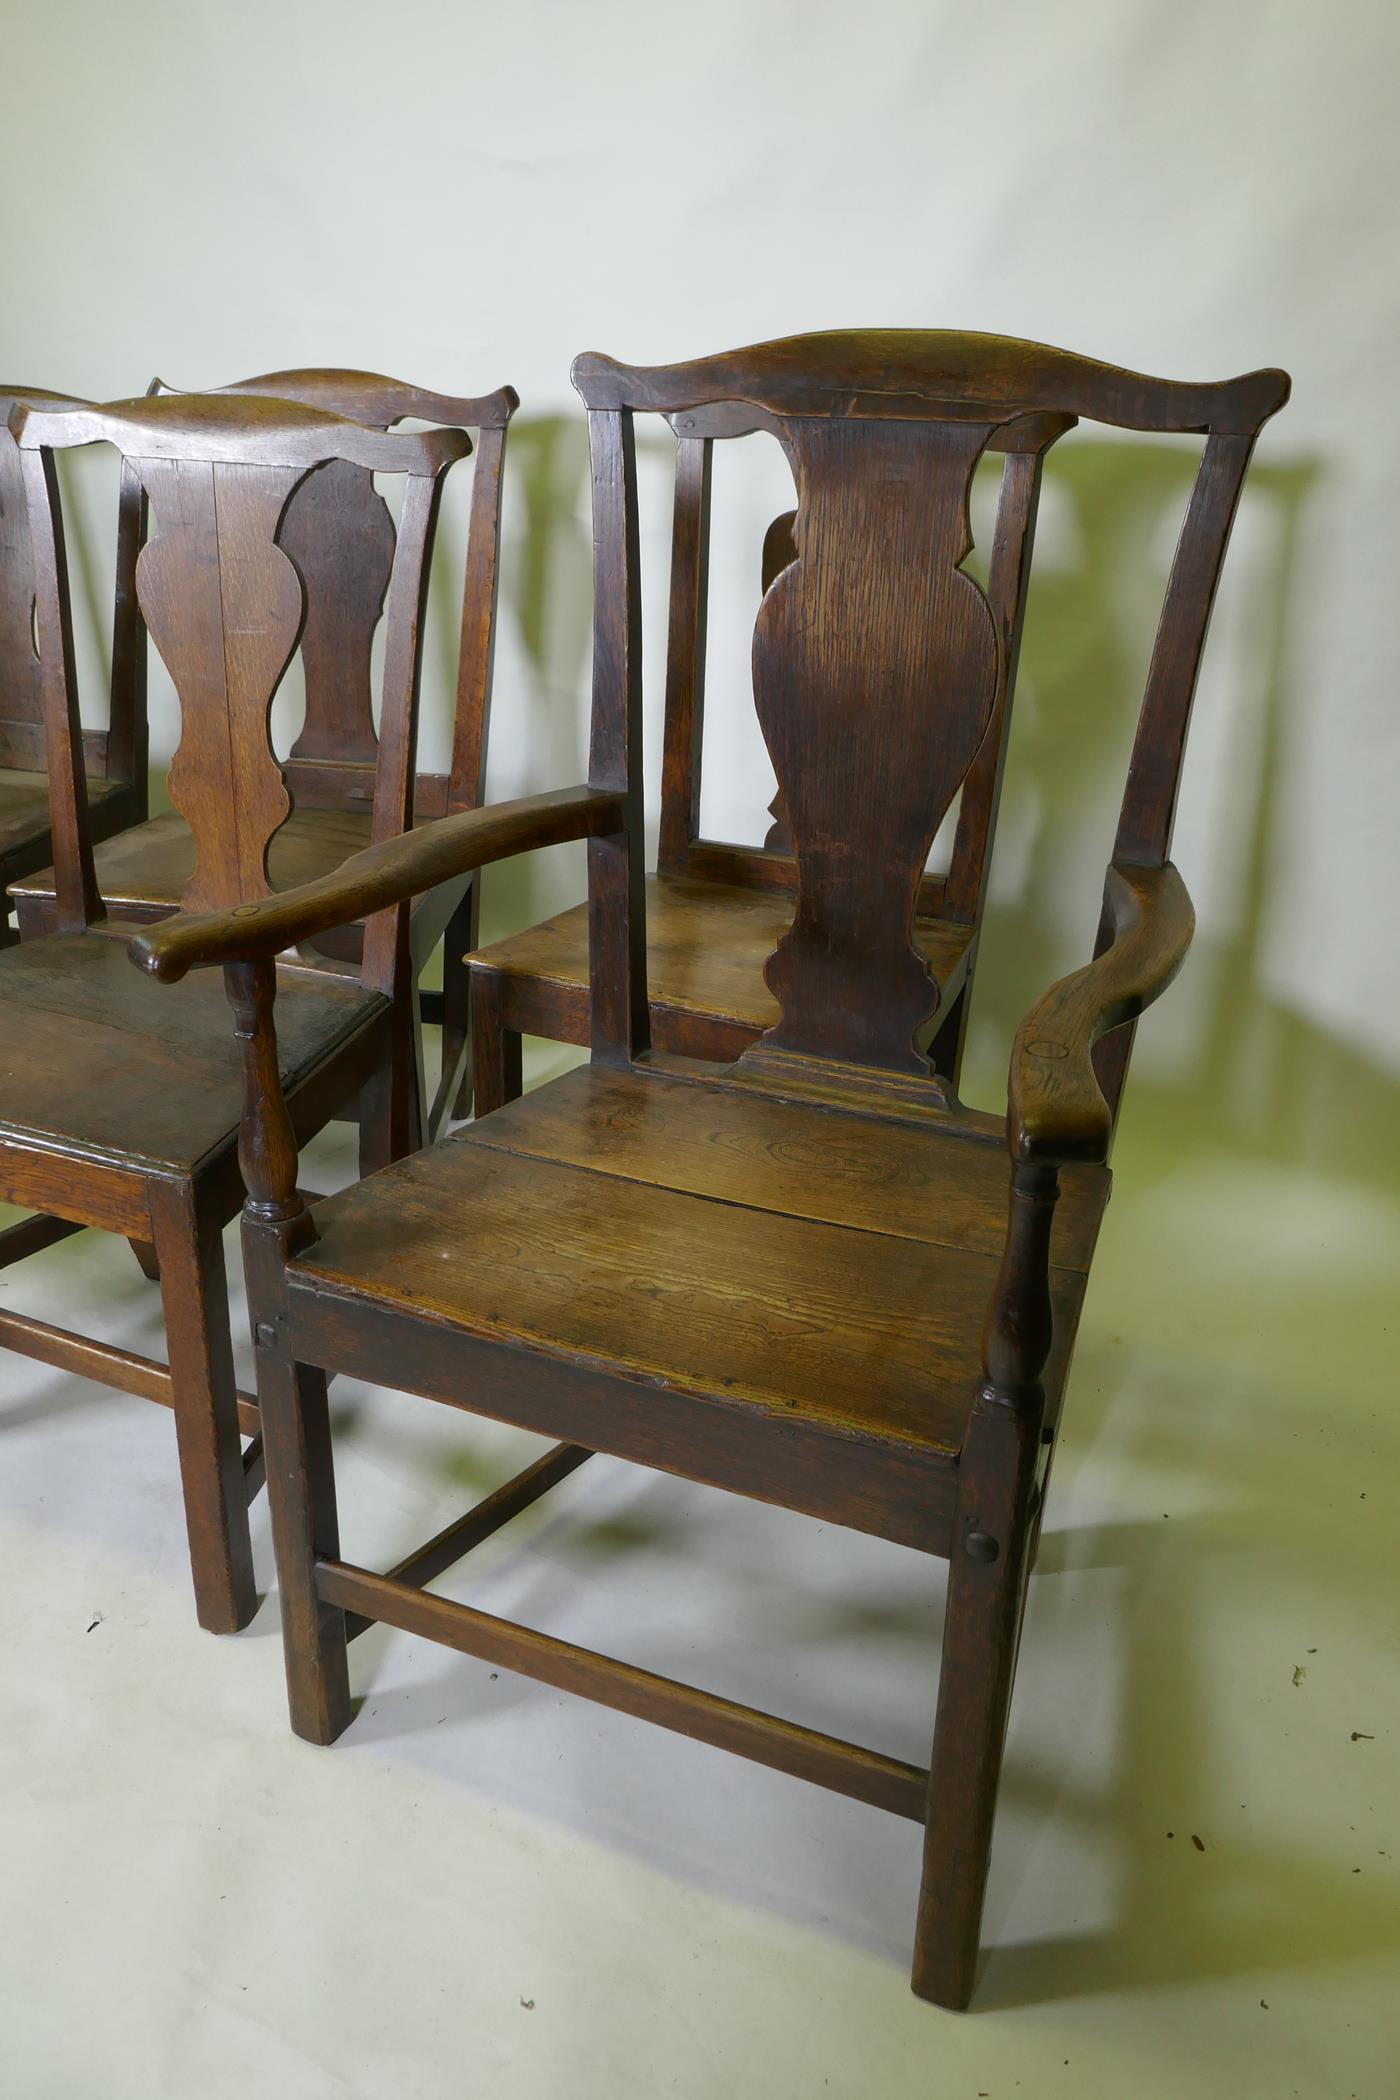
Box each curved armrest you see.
[128,786,624,984]
[1008,861,1195,1165]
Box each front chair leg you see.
[914,1156,1057,2006]
[913,1397,1038,2007]
[228,952,349,1728]
[147,1180,257,1634]
[253,1300,351,1746]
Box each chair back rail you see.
[571,331,1289,1086]
[10,393,468,988]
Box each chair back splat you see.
[156,369,518,822]
[464,374,1071,1109]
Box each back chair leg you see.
[252,1318,351,1744]
[927,981,971,1089]
[358,1030,424,1178]
[439,888,475,1126]
[469,971,522,1120]
[912,1400,1039,2008]
[127,1237,161,1283]
[147,1182,257,1634]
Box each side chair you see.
[1,391,469,1633]
[465,399,1072,1109]
[1,386,148,943]
[129,333,1289,2004]
[11,367,517,1133]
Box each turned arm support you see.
[1007,861,1195,1168]
[126,785,624,983]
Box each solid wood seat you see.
[285,1064,1107,1543]
[469,873,976,1052]
[134,331,1288,2004]
[0,769,124,860]
[0,928,381,1172]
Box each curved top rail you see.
[0,384,91,416]
[573,330,1290,437]
[8,393,473,475]
[156,366,519,432]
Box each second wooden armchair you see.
[129,331,1288,2004]
[11,367,516,1134]
[1,391,468,1632]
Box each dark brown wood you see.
[319,1557,930,1821]
[1010,861,1195,1163]
[747,416,998,1072]
[253,1297,350,1743]
[943,449,1051,925]
[468,392,1069,1111]
[0,1212,85,1268]
[0,392,460,1632]
[0,387,148,943]
[574,330,1289,432]
[342,1440,592,1640]
[469,872,974,1066]
[585,409,650,1070]
[0,1304,259,1436]
[162,331,1285,2004]
[148,1175,257,1630]
[129,788,623,981]
[912,1155,1060,2005]
[656,434,712,878]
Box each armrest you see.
[127,785,623,984]
[1008,861,1195,1165]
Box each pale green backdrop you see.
[0,4,1395,2096]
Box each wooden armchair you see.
[1,391,468,1633]
[11,367,516,1133]
[0,386,149,942]
[465,399,1072,1108]
[130,332,1288,2004]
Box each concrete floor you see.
[0,1051,1394,2099]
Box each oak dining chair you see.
[11,367,516,1132]
[466,400,1072,1109]
[1,390,469,1634]
[129,332,1289,2004]
[1,385,149,943]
